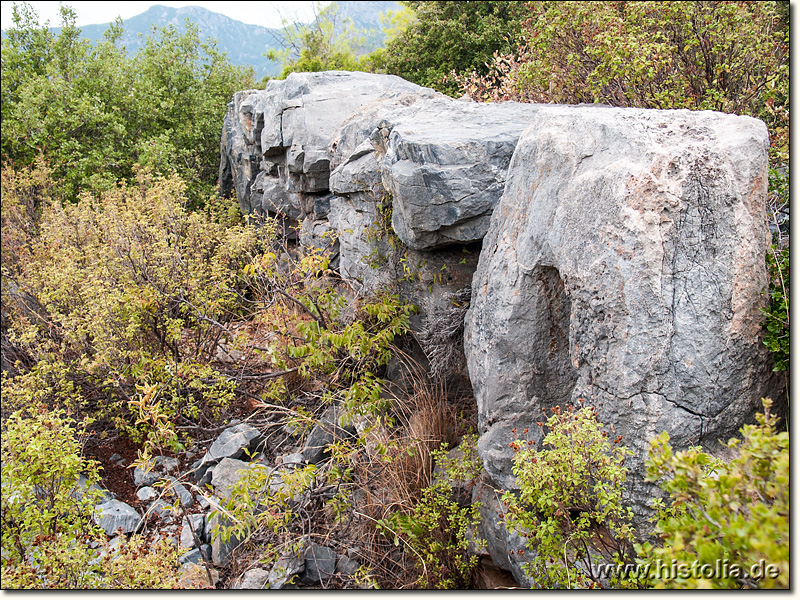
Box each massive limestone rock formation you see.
[464,105,783,518]
[220,71,543,255]
[218,71,422,218]
[218,71,541,335]
[219,73,782,586]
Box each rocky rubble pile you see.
[82,415,374,589]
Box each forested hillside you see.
[1,1,788,590]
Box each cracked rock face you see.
[465,105,784,519]
[220,71,544,253]
[219,71,423,217]
[330,93,543,250]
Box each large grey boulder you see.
[326,192,396,293]
[220,71,543,254]
[465,106,784,523]
[207,511,243,567]
[133,455,180,487]
[327,189,480,334]
[471,481,534,588]
[331,95,542,250]
[302,404,357,465]
[218,89,262,215]
[205,424,263,462]
[268,550,306,589]
[219,72,495,343]
[180,514,206,549]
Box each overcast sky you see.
[1,1,323,30]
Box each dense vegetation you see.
[1,0,789,590]
[378,1,528,96]
[1,3,254,205]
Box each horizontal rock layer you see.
[220,70,543,252]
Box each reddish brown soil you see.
[83,436,151,508]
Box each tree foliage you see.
[380,1,528,96]
[1,406,184,588]
[763,243,789,373]
[267,2,369,78]
[1,2,254,204]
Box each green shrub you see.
[763,243,789,373]
[637,399,789,589]
[1,406,186,589]
[503,404,636,589]
[1,165,255,445]
[1,407,104,578]
[381,1,528,96]
[268,3,363,78]
[377,481,482,589]
[210,459,319,565]
[255,258,419,418]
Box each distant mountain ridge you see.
[3,1,400,80]
[73,5,284,78]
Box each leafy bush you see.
[268,3,364,78]
[763,166,789,375]
[1,408,103,576]
[381,1,528,96]
[1,407,184,588]
[637,399,789,589]
[763,245,789,372]
[243,236,419,418]
[503,403,636,589]
[210,458,319,572]
[1,165,256,444]
[377,481,482,589]
[372,433,485,589]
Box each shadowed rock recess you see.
[219,72,784,587]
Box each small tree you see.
[1,407,103,577]
[267,3,364,77]
[381,1,528,96]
